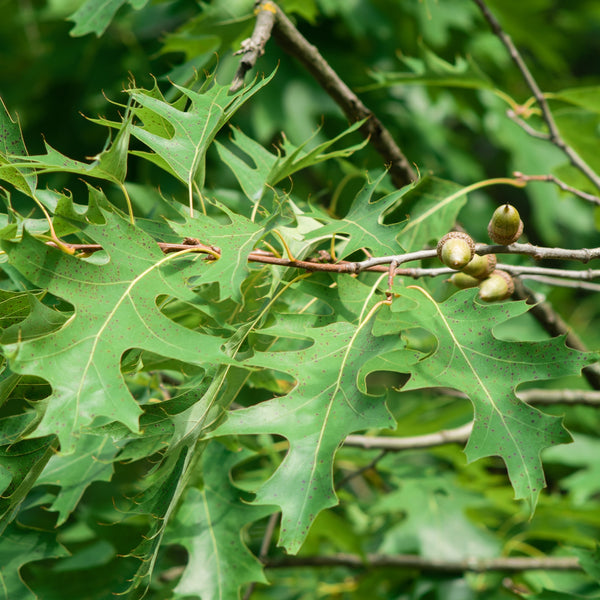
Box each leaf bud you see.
[461,253,497,279]
[450,272,480,289]
[487,204,523,245]
[437,231,475,270]
[478,270,514,302]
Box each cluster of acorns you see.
[436,204,524,302]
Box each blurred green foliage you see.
[1,1,600,599]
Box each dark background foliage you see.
[1,1,600,599]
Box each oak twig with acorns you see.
[439,204,524,301]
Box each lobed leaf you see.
[127,72,275,200]
[376,287,597,511]
[0,523,68,600]
[68,0,149,37]
[213,278,400,553]
[0,205,248,451]
[164,443,274,600]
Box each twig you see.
[517,275,600,292]
[429,388,600,408]
[45,239,600,281]
[344,388,600,453]
[498,264,600,281]
[472,0,600,192]
[264,1,416,188]
[336,449,388,490]
[474,243,600,263]
[354,242,600,272]
[265,553,581,573]
[230,2,277,94]
[243,512,280,600]
[345,423,473,451]
[514,388,600,406]
[506,110,550,141]
[514,172,600,206]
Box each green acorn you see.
[461,253,497,279]
[479,270,514,302]
[437,232,475,270]
[450,272,480,289]
[487,204,523,245]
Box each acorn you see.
[478,270,514,302]
[450,272,480,289]
[437,232,475,270]
[487,204,523,245]
[461,253,497,279]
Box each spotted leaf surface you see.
[164,444,274,600]
[378,287,596,511]
[213,310,398,553]
[0,206,242,451]
[128,72,274,193]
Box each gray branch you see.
[472,0,600,192]
[265,1,416,188]
[266,553,581,573]
[229,2,277,94]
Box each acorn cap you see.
[488,204,523,245]
[437,231,475,270]
[462,253,497,279]
[478,270,514,302]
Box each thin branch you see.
[517,275,600,292]
[335,449,388,489]
[472,0,600,192]
[516,388,600,406]
[474,243,600,263]
[354,242,600,272]
[507,110,551,141]
[262,0,416,188]
[243,512,280,600]
[432,387,600,408]
[230,2,277,94]
[345,423,473,451]
[498,264,600,281]
[265,553,581,573]
[344,388,600,452]
[514,172,600,206]
[46,239,600,281]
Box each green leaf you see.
[572,545,600,583]
[366,43,493,90]
[0,206,238,451]
[213,279,399,553]
[165,443,274,600]
[36,432,119,525]
[168,202,263,302]
[68,0,149,37]
[543,434,600,505]
[2,117,132,195]
[215,121,367,203]
[128,72,275,201]
[0,290,36,330]
[554,108,600,177]
[376,287,596,511]
[1,293,68,343]
[0,436,57,527]
[374,470,500,560]
[0,523,68,600]
[304,171,408,257]
[0,98,36,195]
[391,175,466,252]
[551,86,600,114]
